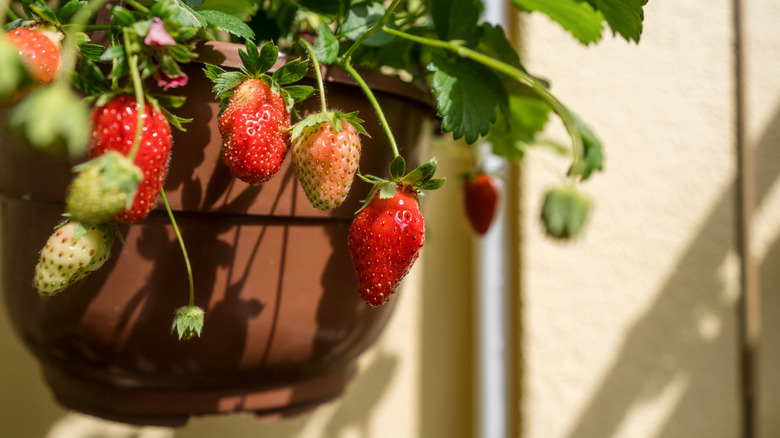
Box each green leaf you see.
[208,70,245,96]
[379,181,397,199]
[9,82,90,156]
[337,111,369,137]
[288,112,329,139]
[170,0,207,28]
[57,0,85,23]
[418,178,446,191]
[402,158,438,186]
[195,0,254,20]
[431,0,483,45]
[281,85,314,105]
[203,63,226,81]
[389,156,406,181]
[341,2,394,47]
[111,6,136,27]
[257,41,279,74]
[72,58,110,96]
[569,113,604,180]
[511,0,604,45]
[0,39,24,103]
[476,23,523,70]
[273,59,308,85]
[356,181,381,213]
[28,2,60,25]
[487,93,551,160]
[78,43,106,62]
[198,9,255,40]
[586,0,645,42]
[99,45,125,61]
[314,25,339,65]
[429,54,506,144]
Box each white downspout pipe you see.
[475,2,514,438]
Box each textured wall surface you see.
[520,0,780,437]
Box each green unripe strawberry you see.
[33,221,112,296]
[66,151,143,226]
[540,186,591,239]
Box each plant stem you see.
[160,189,195,307]
[340,0,403,62]
[62,24,111,32]
[381,26,586,179]
[123,28,146,164]
[58,0,107,73]
[0,0,10,27]
[300,39,327,113]
[341,61,399,158]
[123,0,149,14]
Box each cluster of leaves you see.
[247,0,644,167]
[2,0,649,245]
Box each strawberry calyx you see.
[357,156,445,213]
[289,110,368,140]
[172,305,205,340]
[65,151,143,227]
[204,40,313,116]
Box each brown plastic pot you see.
[0,42,435,426]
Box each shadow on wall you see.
[563,104,780,437]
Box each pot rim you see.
[193,41,436,109]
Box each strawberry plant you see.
[0,0,649,340]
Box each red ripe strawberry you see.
[290,112,365,210]
[88,94,172,224]
[5,27,61,84]
[348,185,425,306]
[463,172,499,235]
[218,78,290,184]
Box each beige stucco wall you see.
[520,0,780,437]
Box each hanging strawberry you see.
[205,41,313,184]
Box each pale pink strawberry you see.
[290,112,365,210]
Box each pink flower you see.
[155,70,188,91]
[144,18,176,47]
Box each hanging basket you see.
[0,41,435,426]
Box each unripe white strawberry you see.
[33,221,111,296]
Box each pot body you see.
[0,43,433,426]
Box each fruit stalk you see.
[0,0,9,27]
[123,28,146,163]
[300,39,327,113]
[160,189,195,307]
[341,61,399,159]
[59,0,108,73]
[380,25,586,180]
[340,0,403,62]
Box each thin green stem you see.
[381,26,586,180]
[123,0,149,13]
[340,0,403,62]
[160,189,195,307]
[342,61,399,158]
[0,0,10,28]
[58,0,107,73]
[301,39,327,112]
[123,28,146,163]
[62,24,111,32]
